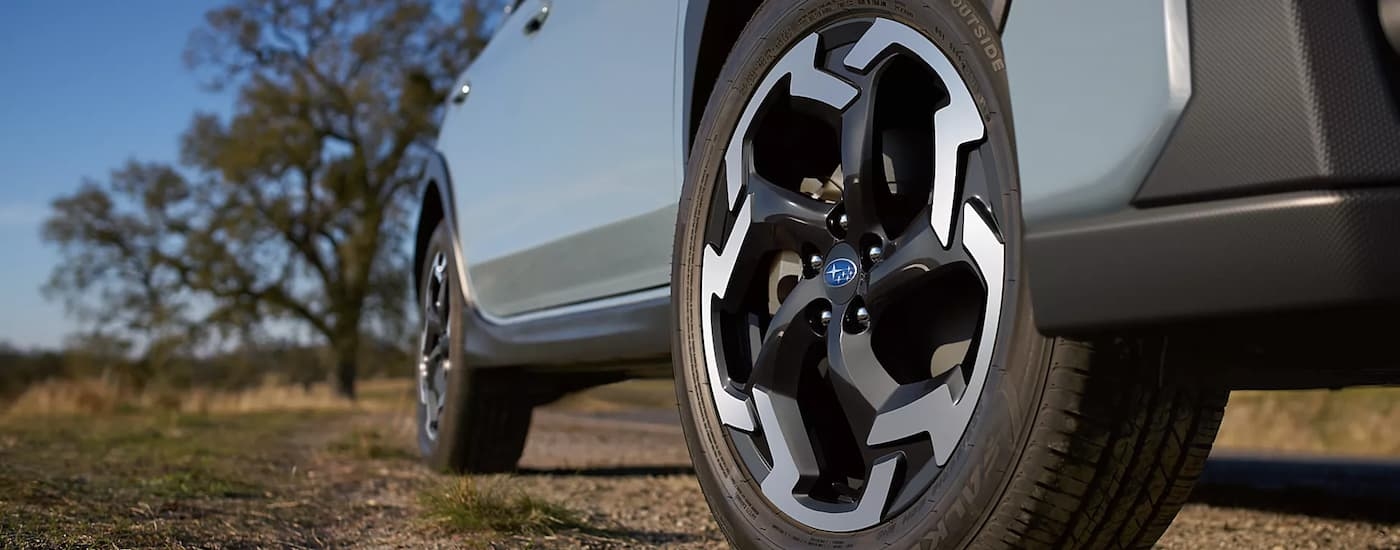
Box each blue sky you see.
[0,2,232,349]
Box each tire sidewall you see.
[672,1,1049,547]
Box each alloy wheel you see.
[697,17,1008,532]
[418,250,453,447]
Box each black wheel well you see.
[686,0,761,154]
[413,182,445,301]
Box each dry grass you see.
[0,409,310,547]
[1216,387,1400,456]
[12,371,1400,459]
[330,426,417,461]
[419,476,586,537]
[2,377,413,417]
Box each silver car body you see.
[433,0,1183,326]
[438,0,687,319]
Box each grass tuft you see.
[420,477,587,536]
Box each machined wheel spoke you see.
[958,146,999,225]
[866,210,973,306]
[749,277,826,393]
[423,305,445,336]
[838,94,882,236]
[425,256,451,332]
[748,175,838,250]
[756,389,836,494]
[825,305,899,414]
[706,205,775,311]
[423,285,446,328]
[425,333,450,365]
[417,359,433,404]
[713,185,824,304]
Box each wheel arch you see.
[683,0,761,157]
[413,152,456,302]
[682,0,1008,159]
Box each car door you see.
[437,0,686,319]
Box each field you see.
[0,379,719,548]
[2,378,1399,548]
[1217,387,1400,456]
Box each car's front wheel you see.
[671,2,1228,547]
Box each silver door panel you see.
[437,0,686,317]
[470,205,675,318]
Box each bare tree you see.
[42,0,504,398]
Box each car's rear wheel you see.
[671,2,1228,548]
[416,220,531,473]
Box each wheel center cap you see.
[823,258,858,287]
[822,243,861,304]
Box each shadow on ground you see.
[1191,452,1400,523]
[518,466,696,478]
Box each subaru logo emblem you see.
[823,258,858,287]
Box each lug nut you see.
[807,254,823,272]
[867,246,883,263]
[854,307,870,326]
[838,213,849,230]
[818,309,832,327]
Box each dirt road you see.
[2,382,1398,548]
[511,408,1400,549]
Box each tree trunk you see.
[332,328,360,400]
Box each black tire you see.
[670,1,1228,548]
[416,220,531,473]
[978,339,1228,550]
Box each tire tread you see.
[978,339,1228,550]
[449,369,533,473]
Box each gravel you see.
[323,403,1400,548]
[1161,505,1400,549]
